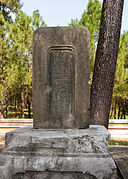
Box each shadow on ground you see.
[109,146,128,179]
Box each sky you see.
[22,0,128,34]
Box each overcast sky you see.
[22,0,128,34]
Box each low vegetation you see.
[109,140,128,146]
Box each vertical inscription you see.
[48,47,75,122]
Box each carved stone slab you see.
[33,26,90,129]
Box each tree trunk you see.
[90,0,124,128]
[21,91,25,118]
[15,97,17,117]
[122,107,125,119]
[114,99,117,119]
[118,105,121,119]
[5,104,9,118]
[110,105,113,119]
[0,100,4,119]
[27,93,31,118]
[5,99,9,118]
[0,101,4,117]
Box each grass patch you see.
[109,140,128,146]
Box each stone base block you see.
[0,125,117,179]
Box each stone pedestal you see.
[0,125,117,179]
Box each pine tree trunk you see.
[5,99,9,118]
[0,102,3,116]
[122,107,125,119]
[110,105,113,119]
[90,0,124,128]
[21,91,25,118]
[0,100,4,119]
[17,98,20,118]
[27,93,31,118]
[118,105,121,119]
[15,97,17,117]
[5,104,9,118]
[114,100,117,119]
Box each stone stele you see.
[33,26,90,129]
[0,27,117,179]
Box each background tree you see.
[90,0,124,128]
[110,31,128,119]
[70,0,102,74]
[70,0,127,122]
[0,0,23,117]
[0,0,22,22]
[0,7,9,117]
[0,5,46,118]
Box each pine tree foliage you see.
[0,4,46,118]
[110,31,128,119]
[70,0,102,73]
[0,0,22,22]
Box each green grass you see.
[109,140,128,146]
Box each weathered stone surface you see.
[33,26,90,129]
[0,125,117,179]
[12,171,97,179]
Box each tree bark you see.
[15,97,17,117]
[21,91,24,118]
[114,99,117,119]
[118,105,121,119]
[27,92,31,118]
[110,104,113,119]
[5,98,9,118]
[5,103,9,118]
[90,0,124,128]
[122,107,125,119]
[0,100,4,119]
